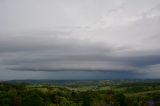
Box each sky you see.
[0,0,160,80]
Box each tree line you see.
[0,83,160,106]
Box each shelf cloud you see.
[0,0,160,80]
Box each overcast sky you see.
[0,0,160,80]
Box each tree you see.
[114,93,126,106]
[8,88,21,106]
[22,92,44,106]
[0,91,10,106]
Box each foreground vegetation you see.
[0,80,160,106]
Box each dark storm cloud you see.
[0,31,114,71]
[3,50,160,68]
[6,67,134,72]
[0,0,160,80]
[1,31,160,73]
[5,54,160,72]
[121,55,160,67]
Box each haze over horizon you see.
[0,0,160,80]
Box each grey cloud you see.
[4,53,160,67]
[115,54,160,67]
[1,32,160,73]
[0,31,72,52]
[0,0,160,79]
[0,31,160,74]
[0,31,113,54]
[138,3,160,19]
[105,2,126,15]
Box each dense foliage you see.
[0,82,160,106]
